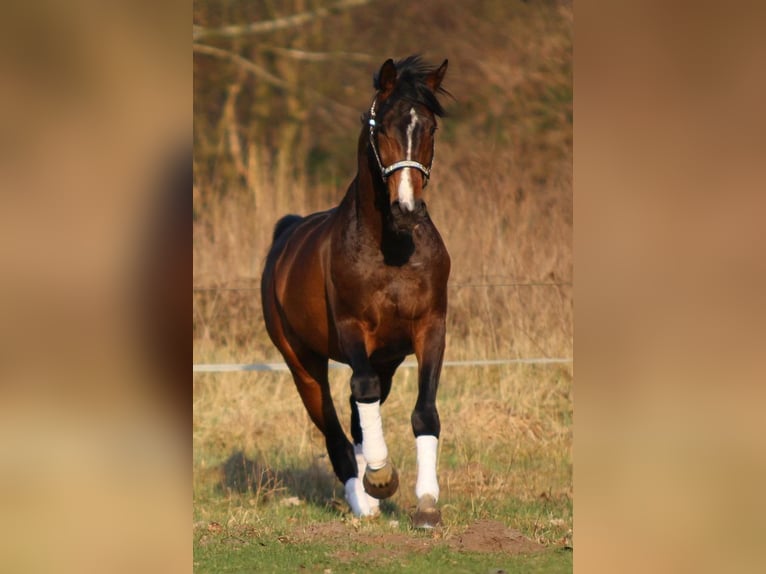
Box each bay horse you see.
[261,56,450,528]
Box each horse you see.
[261,56,450,528]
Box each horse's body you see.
[261,56,450,527]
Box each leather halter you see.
[367,97,432,187]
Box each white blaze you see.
[397,107,419,211]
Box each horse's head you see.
[365,56,448,217]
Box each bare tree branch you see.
[192,43,360,122]
[260,46,373,63]
[193,43,290,91]
[193,0,375,42]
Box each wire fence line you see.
[193,357,573,373]
[193,278,573,372]
[193,280,572,292]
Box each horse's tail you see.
[272,214,303,242]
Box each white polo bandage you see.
[356,400,388,470]
[415,435,439,501]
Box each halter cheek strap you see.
[368,98,432,186]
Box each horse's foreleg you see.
[346,359,397,516]
[341,329,399,503]
[339,442,377,517]
[411,317,446,528]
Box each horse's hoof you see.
[362,462,399,499]
[412,494,441,529]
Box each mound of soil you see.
[295,521,434,560]
[291,517,543,559]
[447,520,544,555]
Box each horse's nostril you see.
[392,199,417,214]
[391,199,425,215]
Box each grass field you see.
[193,361,572,572]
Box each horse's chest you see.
[362,269,432,327]
[331,229,448,337]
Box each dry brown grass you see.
[193,0,573,363]
[193,357,572,556]
[192,112,573,356]
[193,362,571,529]
[192,148,572,363]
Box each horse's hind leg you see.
[262,281,374,515]
[281,344,379,517]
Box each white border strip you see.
[193,358,572,373]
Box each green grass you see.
[194,531,572,573]
[193,365,571,573]
[193,489,572,573]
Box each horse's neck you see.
[341,171,417,266]
[343,163,386,242]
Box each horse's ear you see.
[426,59,448,92]
[377,58,397,95]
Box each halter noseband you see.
[368,97,432,187]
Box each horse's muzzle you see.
[391,199,426,217]
[390,199,427,233]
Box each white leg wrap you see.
[344,477,374,516]
[356,400,388,470]
[354,444,379,512]
[415,435,440,501]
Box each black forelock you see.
[373,55,449,117]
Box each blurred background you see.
[0,2,189,572]
[1,0,762,572]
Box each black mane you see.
[373,55,449,117]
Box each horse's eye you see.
[430,126,438,136]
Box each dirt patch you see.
[352,532,436,562]
[291,518,543,559]
[292,519,439,563]
[447,520,544,555]
[330,536,434,564]
[294,520,351,541]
